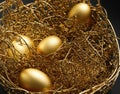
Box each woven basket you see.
[0,0,120,94]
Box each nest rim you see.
[0,0,120,94]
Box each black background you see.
[0,0,120,94]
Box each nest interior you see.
[0,0,119,94]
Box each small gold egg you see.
[19,68,52,92]
[7,35,34,59]
[68,3,91,23]
[37,35,62,54]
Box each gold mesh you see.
[0,0,119,94]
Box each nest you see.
[0,0,119,94]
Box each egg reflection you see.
[19,68,52,92]
[37,35,62,54]
[7,35,34,60]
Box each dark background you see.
[0,0,120,94]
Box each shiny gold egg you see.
[68,3,91,23]
[19,68,52,92]
[37,35,62,54]
[7,35,34,59]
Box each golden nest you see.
[0,0,119,94]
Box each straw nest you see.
[0,0,119,94]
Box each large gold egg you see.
[68,3,91,23]
[37,35,62,54]
[19,68,52,92]
[7,35,34,59]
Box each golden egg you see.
[7,35,34,59]
[37,35,62,54]
[19,68,52,92]
[68,3,91,22]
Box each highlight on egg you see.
[68,3,91,23]
[7,34,34,60]
[19,68,52,92]
[37,35,62,54]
